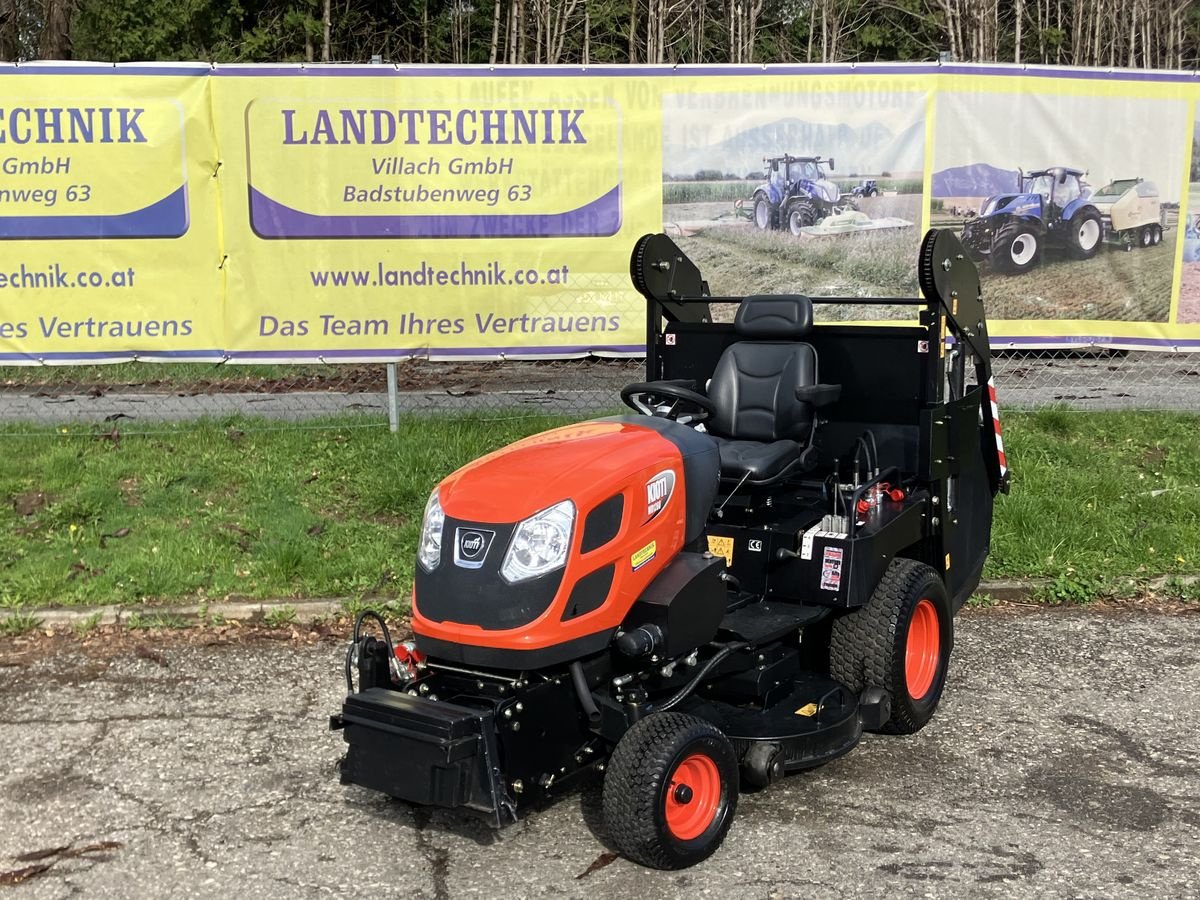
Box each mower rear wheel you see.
[602,712,738,869]
[1066,210,1103,260]
[828,558,952,735]
[992,223,1040,274]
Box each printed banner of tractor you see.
[3,63,1200,364]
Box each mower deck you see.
[686,677,866,773]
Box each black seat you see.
[706,295,839,486]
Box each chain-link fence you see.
[0,350,1197,434]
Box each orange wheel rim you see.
[664,753,722,841]
[905,598,941,700]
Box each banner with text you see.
[2,63,1200,363]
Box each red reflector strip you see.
[987,376,1008,476]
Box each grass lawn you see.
[1,409,1198,612]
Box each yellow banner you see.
[2,63,1200,364]
[215,73,651,360]
[0,66,223,360]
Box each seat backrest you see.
[707,295,818,442]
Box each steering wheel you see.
[620,381,716,425]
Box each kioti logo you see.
[454,528,495,568]
[644,470,676,522]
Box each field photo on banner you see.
[931,88,1187,324]
[660,81,926,316]
[1179,110,1200,325]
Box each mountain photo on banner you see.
[930,91,1188,323]
[660,88,927,317]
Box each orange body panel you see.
[411,420,690,652]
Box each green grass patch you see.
[0,410,1197,608]
[989,409,1200,588]
[662,181,754,204]
[0,413,571,608]
[0,611,43,636]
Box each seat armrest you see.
[794,384,842,407]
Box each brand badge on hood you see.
[644,469,676,522]
[454,527,496,569]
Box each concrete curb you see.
[4,575,1197,628]
[12,598,348,629]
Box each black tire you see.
[1152,224,1163,245]
[752,196,776,231]
[1065,209,1103,260]
[991,222,1040,274]
[1140,225,1153,248]
[787,199,818,236]
[868,188,880,197]
[828,558,953,735]
[602,712,738,869]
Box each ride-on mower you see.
[331,229,1010,869]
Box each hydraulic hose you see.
[656,642,750,712]
[344,610,396,692]
[569,660,602,726]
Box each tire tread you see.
[602,712,736,869]
[828,558,950,734]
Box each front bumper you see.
[332,687,515,827]
[960,220,993,260]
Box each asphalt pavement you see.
[1,606,1198,898]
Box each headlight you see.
[417,490,445,573]
[500,500,575,584]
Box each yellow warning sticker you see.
[707,535,734,566]
[794,703,818,717]
[945,552,952,571]
[631,541,656,571]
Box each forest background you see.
[3,1,1199,73]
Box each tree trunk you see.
[322,0,331,61]
[38,0,72,59]
[490,0,503,64]
[1015,0,1022,62]
[627,0,638,63]
[582,1,589,64]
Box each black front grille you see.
[415,515,564,630]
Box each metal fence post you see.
[386,362,400,433]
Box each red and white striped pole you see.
[987,376,1007,479]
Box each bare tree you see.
[38,0,71,59]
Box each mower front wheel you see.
[602,712,739,869]
[828,558,953,735]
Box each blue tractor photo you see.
[960,167,1104,275]
[850,179,880,199]
[751,155,854,236]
